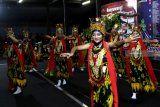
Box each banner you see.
[152,0,160,37]
[101,1,137,29]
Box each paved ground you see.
[1,57,160,107]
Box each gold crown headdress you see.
[72,25,78,34]
[89,17,106,35]
[56,24,64,34]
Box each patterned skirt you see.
[8,60,26,87]
[130,60,156,92]
[55,54,69,79]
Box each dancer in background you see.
[6,28,26,94]
[23,30,38,72]
[45,24,72,86]
[67,25,85,71]
[60,18,140,107]
[34,41,42,61]
[126,25,158,100]
[108,24,126,78]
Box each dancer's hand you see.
[60,53,73,59]
[124,33,140,43]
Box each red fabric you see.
[126,42,136,80]
[87,44,93,107]
[103,41,118,107]
[88,41,118,107]
[61,36,72,76]
[69,35,84,65]
[13,44,24,72]
[126,38,157,86]
[77,35,85,65]
[46,38,57,72]
[139,38,157,86]
[29,42,38,67]
[46,36,72,76]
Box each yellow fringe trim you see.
[118,69,125,74]
[131,83,142,91]
[56,72,69,79]
[144,81,156,92]
[12,78,27,87]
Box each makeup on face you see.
[92,30,103,44]
[132,31,140,42]
[132,31,140,37]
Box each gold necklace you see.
[89,48,106,86]
[130,42,143,66]
[55,40,63,53]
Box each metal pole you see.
[96,0,100,17]
[63,0,66,35]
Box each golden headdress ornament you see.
[56,24,64,34]
[89,17,106,35]
[132,25,141,33]
[113,23,119,29]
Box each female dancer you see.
[60,18,140,107]
[126,25,158,100]
[6,28,27,94]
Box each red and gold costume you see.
[126,26,157,93]
[108,24,126,77]
[6,29,27,92]
[23,31,37,71]
[45,24,72,79]
[68,26,85,70]
[88,18,118,107]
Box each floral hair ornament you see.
[89,17,106,35]
[56,24,64,35]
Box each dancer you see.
[67,25,85,71]
[126,25,158,100]
[45,24,72,86]
[23,30,38,72]
[108,24,126,78]
[6,28,26,94]
[60,18,140,107]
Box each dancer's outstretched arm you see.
[60,43,91,59]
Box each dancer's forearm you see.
[8,35,19,43]
[70,46,77,56]
[114,40,125,47]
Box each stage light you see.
[18,0,23,3]
[82,0,90,5]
